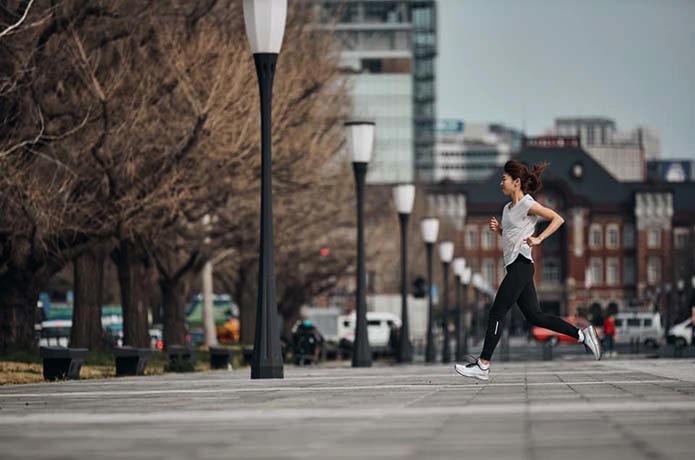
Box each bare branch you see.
[0,0,35,38]
[0,106,44,159]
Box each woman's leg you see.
[516,280,580,340]
[479,261,531,361]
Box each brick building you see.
[428,136,695,317]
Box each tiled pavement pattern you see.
[1,359,694,459]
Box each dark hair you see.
[503,160,549,195]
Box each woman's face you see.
[500,173,519,196]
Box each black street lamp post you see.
[452,258,466,361]
[421,218,439,363]
[244,0,287,379]
[461,267,472,357]
[677,279,685,321]
[393,185,416,363]
[346,121,375,368]
[472,273,484,341]
[665,283,673,342]
[439,241,454,363]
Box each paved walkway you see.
[1,359,694,459]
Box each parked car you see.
[38,319,72,347]
[185,294,240,345]
[532,316,590,345]
[667,319,693,347]
[614,312,662,348]
[149,324,164,350]
[338,312,401,355]
[104,322,124,347]
[304,307,342,344]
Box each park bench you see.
[166,345,196,372]
[209,346,235,370]
[40,346,88,380]
[113,346,152,376]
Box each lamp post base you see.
[251,365,284,380]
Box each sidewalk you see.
[1,359,694,459]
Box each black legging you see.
[480,255,579,361]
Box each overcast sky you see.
[436,0,695,158]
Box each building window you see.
[647,229,661,249]
[482,258,495,287]
[623,257,636,285]
[606,224,620,249]
[542,258,561,284]
[606,258,619,286]
[647,256,661,285]
[590,224,603,249]
[590,257,603,286]
[466,225,478,249]
[587,127,595,145]
[674,228,689,249]
[482,230,495,250]
[623,223,635,248]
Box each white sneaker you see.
[581,325,602,360]
[454,360,490,381]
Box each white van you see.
[338,312,401,353]
[667,319,693,347]
[614,312,662,348]
[304,307,342,344]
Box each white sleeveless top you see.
[501,194,538,267]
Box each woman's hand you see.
[489,217,501,234]
[526,236,542,247]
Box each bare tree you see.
[1,0,355,353]
[0,0,114,352]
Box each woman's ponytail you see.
[525,162,549,194]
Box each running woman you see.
[455,160,602,381]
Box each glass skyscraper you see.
[313,1,437,183]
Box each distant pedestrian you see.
[603,311,616,357]
[455,160,602,381]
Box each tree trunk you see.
[201,261,218,347]
[236,265,255,344]
[0,272,40,354]
[70,248,105,350]
[160,277,187,348]
[114,239,150,347]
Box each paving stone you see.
[0,359,694,459]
